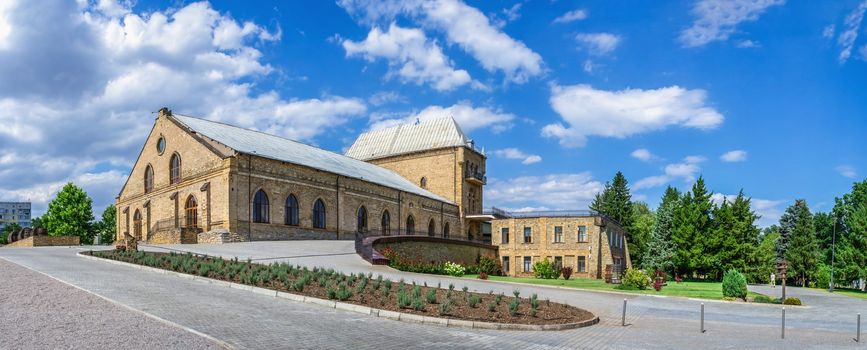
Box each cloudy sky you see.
[1,0,865,227]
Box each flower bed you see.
[86,250,595,326]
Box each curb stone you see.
[78,252,599,331]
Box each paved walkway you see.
[0,243,864,349]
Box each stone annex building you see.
[115,108,486,243]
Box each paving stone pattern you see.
[1,244,865,349]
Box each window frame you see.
[143,164,154,194]
[501,227,509,244]
[523,227,532,243]
[577,256,587,272]
[284,194,299,226]
[523,256,531,272]
[184,195,198,228]
[312,199,326,229]
[502,256,510,273]
[169,153,181,185]
[577,225,587,242]
[553,226,563,243]
[252,189,270,223]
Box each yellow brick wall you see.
[492,216,631,279]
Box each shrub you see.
[336,283,352,301]
[532,259,560,279]
[621,269,652,290]
[438,301,451,316]
[487,302,496,312]
[468,295,480,308]
[478,256,501,276]
[508,298,520,316]
[478,272,488,280]
[444,262,466,277]
[426,288,438,304]
[529,293,539,309]
[397,288,411,308]
[412,297,425,311]
[722,269,748,300]
[561,266,573,280]
[783,297,802,306]
[495,293,504,305]
[753,295,780,304]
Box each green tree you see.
[96,204,117,245]
[590,171,634,229]
[628,202,654,266]
[671,177,714,278]
[833,180,867,290]
[745,226,779,284]
[642,186,679,272]
[1,223,22,244]
[42,183,94,245]
[712,191,761,279]
[778,199,819,287]
[813,212,836,266]
[30,216,44,229]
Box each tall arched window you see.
[284,194,299,226]
[313,199,326,229]
[252,189,269,223]
[170,153,181,185]
[357,206,368,232]
[406,215,415,235]
[420,177,428,188]
[443,222,450,238]
[381,210,391,236]
[185,195,198,228]
[133,209,142,240]
[144,165,154,194]
[428,219,435,236]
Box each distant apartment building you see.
[490,209,631,280]
[0,202,32,230]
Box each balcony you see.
[465,170,486,185]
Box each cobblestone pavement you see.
[0,257,221,350]
[1,244,865,349]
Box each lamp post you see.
[830,218,837,293]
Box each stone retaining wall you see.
[5,235,80,247]
[147,228,199,244]
[372,237,497,266]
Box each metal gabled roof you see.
[345,117,472,161]
[171,114,452,204]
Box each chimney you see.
[158,107,172,117]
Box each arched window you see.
[420,177,427,188]
[252,189,269,223]
[284,194,299,226]
[144,165,154,194]
[170,153,181,185]
[381,210,391,236]
[185,195,198,228]
[313,199,326,229]
[357,206,368,232]
[133,209,142,240]
[443,222,450,238]
[428,219,435,237]
[406,215,415,235]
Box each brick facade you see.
[492,216,631,279]
[116,110,462,243]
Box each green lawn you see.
[829,289,867,300]
[463,275,767,301]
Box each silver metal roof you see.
[172,114,453,204]
[345,117,472,161]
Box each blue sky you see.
[1,0,866,226]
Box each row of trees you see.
[591,171,867,289]
[0,183,115,245]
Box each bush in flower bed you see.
[618,268,651,290]
[532,259,560,279]
[87,249,595,325]
[443,261,466,277]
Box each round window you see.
[156,136,166,154]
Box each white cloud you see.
[338,0,544,83]
[492,148,542,165]
[582,59,595,73]
[823,24,836,39]
[575,33,621,55]
[720,150,748,162]
[553,9,587,24]
[342,23,474,91]
[631,148,654,162]
[368,91,405,106]
[369,101,514,133]
[679,0,784,47]
[633,155,705,190]
[0,1,366,215]
[833,0,867,63]
[543,84,724,147]
[735,39,760,48]
[711,193,785,227]
[485,173,605,209]
[836,165,857,178]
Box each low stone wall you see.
[372,237,497,266]
[147,228,199,244]
[5,235,80,247]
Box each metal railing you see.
[482,207,599,218]
[356,228,491,245]
[150,215,201,233]
[465,170,487,184]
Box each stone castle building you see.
[491,210,631,280]
[115,108,483,243]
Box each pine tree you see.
[778,199,819,287]
[591,171,640,259]
[745,226,780,283]
[642,187,679,272]
[671,177,714,278]
[713,191,761,279]
[833,180,867,290]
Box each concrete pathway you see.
[0,243,864,349]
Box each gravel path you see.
[0,258,222,350]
